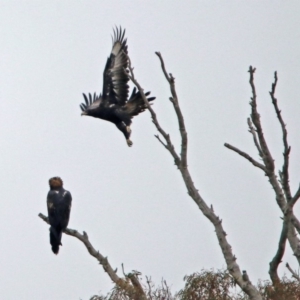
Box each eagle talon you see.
[126,139,133,147]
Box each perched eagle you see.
[80,27,155,147]
[47,177,72,255]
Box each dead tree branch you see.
[156,52,188,169]
[269,72,292,202]
[248,67,275,173]
[225,67,300,280]
[38,213,148,300]
[126,54,181,166]
[224,143,266,172]
[269,215,289,285]
[247,118,264,158]
[127,54,262,299]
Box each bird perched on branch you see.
[80,26,155,147]
[47,177,72,254]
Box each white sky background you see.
[1,1,300,299]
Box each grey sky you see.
[1,1,300,299]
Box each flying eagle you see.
[47,177,72,255]
[80,27,155,147]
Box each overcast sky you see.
[1,1,300,299]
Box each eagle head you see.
[49,177,63,189]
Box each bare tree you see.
[39,54,300,299]
[224,67,300,288]
[126,54,262,299]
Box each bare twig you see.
[145,276,154,300]
[127,54,262,299]
[269,71,292,202]
[247,118,263,158]
[154,134,168,149]
[286,262,300,282]
[38,213,148,300]
[224,143,266,172]
[126,53,181,167]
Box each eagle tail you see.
[125,88,155,117]
[50,227,62,255]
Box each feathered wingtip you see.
[111,25,126,46]
[125,87,156,117]
[128,87,156,103]
[80,92,100,112]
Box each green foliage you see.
[257,275,300,300]
[89,287,129,300]
[176,269,242,300]
[89,269,300,300]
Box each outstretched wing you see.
[102,26,129,106]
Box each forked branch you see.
[155,52,188,168]
[225,67,300,281]
[126,53,181,166]
[248,66,275,173]
[127,54,262,299]
[38,213,148,300]
[286,263,300,282]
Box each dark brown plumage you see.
[47,177,72,254]
[80,27,155,146]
